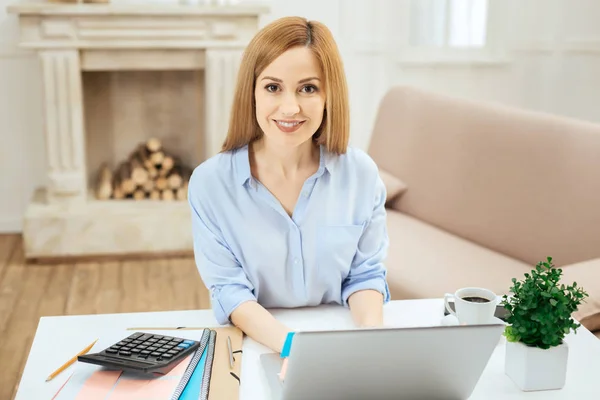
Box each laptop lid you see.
[267,323,504,400]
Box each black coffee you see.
[461,296,490,303]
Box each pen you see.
[227,335,234,369]
[46,339,98,382]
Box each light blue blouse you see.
[188,144,391,325]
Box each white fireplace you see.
[8,2,269,260]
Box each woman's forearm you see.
[347,289,384,327]
[230,300,291,353]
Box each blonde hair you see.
[221,16,349,154]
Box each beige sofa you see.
[367,86,600,337]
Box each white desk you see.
[15,299,600,399]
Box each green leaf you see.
[550,299,558,306]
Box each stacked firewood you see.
[95,138,193,201]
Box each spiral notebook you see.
[172,329,215,400]
[53,329,215,400]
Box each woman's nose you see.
[279,93,300,116]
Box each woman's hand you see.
[278,358,289,382]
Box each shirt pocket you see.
[316,224,364,281]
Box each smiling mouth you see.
[274,120,305,128]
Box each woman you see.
[188,16,390,358]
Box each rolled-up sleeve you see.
[188,171,256,325]
[341,173,391,306]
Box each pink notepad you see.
[54,355,192,400]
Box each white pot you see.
[505,340,569,391]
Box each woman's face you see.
[254,46,326,149]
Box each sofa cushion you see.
[379,169,407,204]
[561,258,600,332]
[384,209,532,301]
[384,210,600,334]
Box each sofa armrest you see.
[561,258,600,332]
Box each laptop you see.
[260,323,504,400]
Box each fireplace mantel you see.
[8,2,269,50]
[8,1,270,260]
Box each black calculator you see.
[78,332,201,375]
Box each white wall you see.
[2,0,600,233]
[389,0,600,126]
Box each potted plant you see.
[500,256,588,391]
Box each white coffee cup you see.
[444,287,498,325]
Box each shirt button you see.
[294,258,299,264]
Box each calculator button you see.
[130,333,144,339]
[121,347,131,351]
[157,340,168,345]
[182,340,195,345]
[119,351,131,356]
[177,343,190,349]
[105,349,118,354]
[171,339,183,344]
[151,352,161,357]
[131,348,141,353]
[141,350,151,355]
[138,354,149,359]
[161,354,173,359]
[162,336,173,341]
[153,335,164,340]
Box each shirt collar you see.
[235,144,252,186]
[234,143,335,187]
[317,143,336,176]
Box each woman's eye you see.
[265,84,279,92]
[301,84,318,94]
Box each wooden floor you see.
[0,234,210,400]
